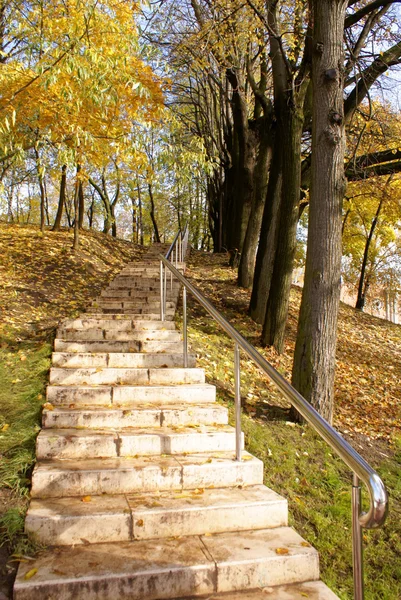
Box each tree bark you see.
[355,196,384,309]
[53,165,67,231]
[34,148,45,233]
[73,165,81,251]
[292,0,348,424]
[262,108,304,351]
[249,140,282,323]
[148,182,161,243]
[78,169,84,229]
[238,117,274,288]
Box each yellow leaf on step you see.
[24,568,38,580]
[136,520,144,527]
[301,541,311,547]
[43,403,54,411]
[81,496,91,503]
[275,548,289,555]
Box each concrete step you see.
[31,451,263,497]
[91,302,176,312]
[25,485,286,545]
[49,367,205,386]
[109,277,171,286]
[85,308,175,318]
[55,329,181,342]
[178,582,339,599]
[15,528,319,599]
[51,352,196,368]
[60,318,176,331]
[42,404,228,429]
[83,311,175,320]
[53,339,182,353]
[46,383,216,406]
[36,425,241,459]
[100,291,180,300]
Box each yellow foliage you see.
[0,0,164,167]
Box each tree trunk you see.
[73,166,81,251]
[226,69,256,255]
[238,118,274,288]
[78,171,84,229]
[111,204,117,237]
[53,165,67,231]
[136,177,144,245]
[292,0,348,424]
[262,108,304,352]
[249,141,283,323]
[34,149,45,233]
[355,197,383,310]
[148,182,161,243]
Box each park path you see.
[14,244,338,599]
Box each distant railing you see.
[159,228,388,600]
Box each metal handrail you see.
[159,237,388,600]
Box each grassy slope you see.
[183,251,401,600]
[0,225,144,593]
[0,233,399,598]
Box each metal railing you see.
[159,229,388,600]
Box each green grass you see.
[237,407,401,599]
[0,335,52,554]
[180,304,401,599]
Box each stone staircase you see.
[14,244,338,600]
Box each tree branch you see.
[345,0,401,29]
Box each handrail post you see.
[352,473,364,600]
[234,342,241,461]
[183,287,188,368]
[160,261,164,322]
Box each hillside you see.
[185,251,401,446]
[0,225,144,596]
[183,251,401,600]
[0,233,400,599]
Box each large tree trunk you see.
[261,108,304,351]
[249,140,282,323]
[238,117,274,288]
[53,165,67,231]
[292,0,348,424]
[226,69,256,255]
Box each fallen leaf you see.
[1,424,10,432]
[42,402,54,411]
[275,548,289,555]
[24,568,38,580]
[81,496,91,503]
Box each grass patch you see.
[182,250,401,600]
[0,225,144,590]
[0,338,51,557]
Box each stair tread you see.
[29,485,285,516]
[33,450,259,470]
[38,424,235,436]
[44,402,226,412]
[179,581,339,599]
[14,528,319,599]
